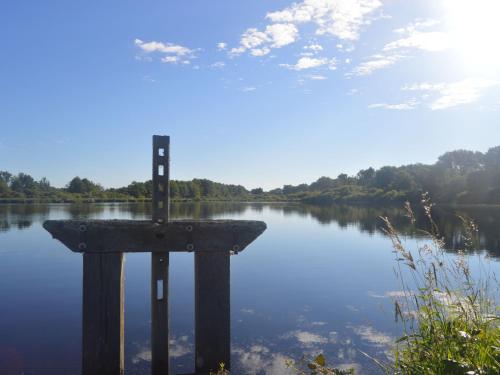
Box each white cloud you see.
[281,56,336,70]
[231,0,381,57]
[309,74,327,80]
[350,18,447,76]
[217,42,227,50]
[251,47,271,57]
[384,18,449,52]
[267,23,299,47]
[368,99,417,110]
[134,39,195,64]
[304,43,323,52]
[266,0,382,41]
[383,31,450,52]
[241,86,257,92]
[350,54,403,76]
[403,78,499,110]
[210,61,226,68]
[230,23,298,56]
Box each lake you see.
[0,202,498,374]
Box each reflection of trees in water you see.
[0,204,51,232]
[169,201,248,219]
[275,204,500,258]
[1,202,499,257]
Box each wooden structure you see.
[43,136,266,375]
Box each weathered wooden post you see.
[82,252,124,375]
[195,251,230,373]
[151,136,171,374]
[43,135,266,375]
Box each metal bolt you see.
[232,244,240,252]
[186,225,193,232]
[78,242,87,250]
[186,243,194,251]
[79,224,87,232]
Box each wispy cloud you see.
[350,18,446,76]
[368,99,418,110]
[349,54,404,76]
[403,78,499,110]
[240,86,257,92]
[384,19,449,52]
[281,57,336,71]
[210,61,226,69]
[134,39,196,64]
[309,74,327,80]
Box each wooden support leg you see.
[195,251,230,374]
[151,252,170,375]
[82,253,124,375]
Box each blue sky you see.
[1,0,499,190]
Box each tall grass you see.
[381,194,499,374]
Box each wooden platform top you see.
[43,219,266,254]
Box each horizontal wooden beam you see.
[43,220,266,253]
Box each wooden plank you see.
[82,253,124,375]
[151,135,170,375]
[195,251,231,374]
[43,219,266,254]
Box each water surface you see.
[0,202,498,374]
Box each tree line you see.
[1,145,500,204]
[0,172,265,202]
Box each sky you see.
[1,0,500,190]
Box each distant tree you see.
[11,173,37,196]
[38,177,51,192]
[373,167,398,188]
[0,171,12,184]
[336,173,349,185]
[268,188,283,195]
[251,188,264,195]
[484,146,500,170]
[0,180,9,195]
[67,177,103,194]
[437,150,484,174]
[309,177,335,191]
[126,181,147,198]
[356,168,375,185]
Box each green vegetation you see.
[380,196,499,374]
[2,145,500,204]
[0,173,283,203]
[293,146,500,205]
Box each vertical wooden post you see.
[82,253,124,375]
[195,251,231,374]
[151,135,170,375]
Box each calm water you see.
[0,202,498,375]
